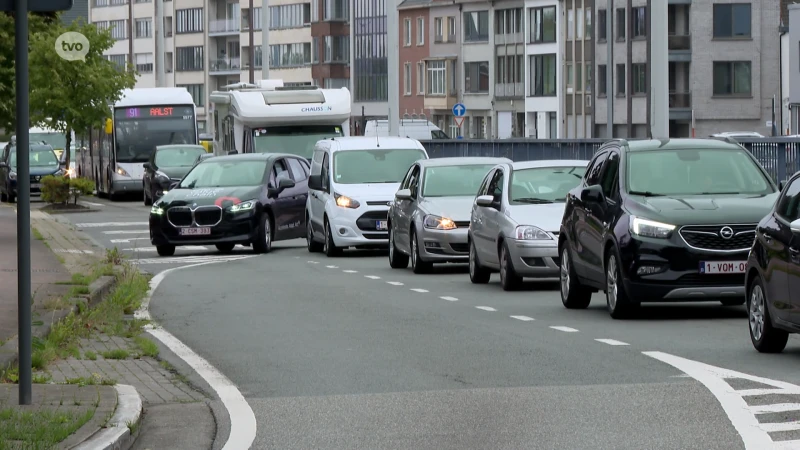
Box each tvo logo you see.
[301,106,333,112]
[55,32,90,62]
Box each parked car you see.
[387,157,511,273]
[0,143,63,202]
[468,160,589,290]
[143,144,208,205]
[149,152,311,256]
[745,170,800,353]
[559,138,779,319]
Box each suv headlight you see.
[116,165,129,177]
[229,199,256,212]
[423,214,456,230]
[150,205,164,215]
[515,225,552,240]
[334,192,360,209]
[629,216,675,239]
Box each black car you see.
[143,144,208,205]
[745,171,800,353]
[558,138,779,319]
[149,153,311,256]
[0,143,63,202]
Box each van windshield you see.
[333,149,427,184]
[253,125,343,159]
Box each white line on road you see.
[475,306,496,312]
[123,246,208,252]
[136,261,257,450]
[440,296,458,301]
[342,270,358,273]
[386,281,404,286]
[129,255,255,265]
[510,315,535,321]
[307,261,319,264]
[53,249,94,254]
[751,404,800,414]
[757,421,800,432]
[325,265,338,269]
[410,288,428,293]
[595,339,629,346]
[76,222,149,228]
[102,230,150,235]
[773,440,800,449]
[364,275,381,279]
[110,237,149,243]
[735,388,800,396]
[549,326,579,332]
[81,201,104,207]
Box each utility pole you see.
[128,0,134,67]
[649,0,668,138]
[248,0,255,83]
[606,0,613,138]
[155,0,165,86]
[386,0,400,136]
[262,0,269,79]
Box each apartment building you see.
[62,0,89,25]
[399,0,431,121]
[351,0,389,126]
[524,0,559,138]
[593,0,782,139]
[310,0,350,90]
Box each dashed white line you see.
[325,265,339,269]
[364,275,381,279]
[307,261,319,264]
[510,315,535,321]
[110,237,149,243]
[342,270,358,273]
[440,296,459,301]
[102,230,149,235]
[76,222,148,228]
[595,339,629,346]
[736,388,800,396]
[475,306,496,312]
[550,326,579,333]
[757,421,800,432]
[410,288,428,293]
[750,403,800,414]
[387,281,404,286]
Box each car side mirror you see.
[143,162,153,170]
[779,180,788,191]
[168,181,179,190]
[308,174,323,191]
[791,219,800,234]
[395,188,412,200]
[580,185,604,203]
[278,177,295,190]
[476,195,495,207]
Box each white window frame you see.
[404,63,412,95]
[434,17,443,41]
[417,62,425,94]
[427,60,446,95]
[417,17,425,45]
[404,19,412,46]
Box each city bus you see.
[81,88,197,200]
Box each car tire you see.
[410,229,432,274]
[306,214,323,253]
[323,217,341,257]
[388,224,409,269]
[469,239,491,284]
[721,299,745,306]
[499,242,523,291]
[156,245,175,257]
[252,212,273,254]
[748,275,789,353]
[216,243,235,253]
[560,245,592,309]
[605,249,637,319]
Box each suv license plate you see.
[700,261,746,274]
[376,220,388,230]
[179,227,211,236]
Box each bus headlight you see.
[116,165,129,177]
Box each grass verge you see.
[0,408,94,450]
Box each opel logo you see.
[719,226,735,240]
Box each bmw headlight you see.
[629,216,675,239]
[334,192,360,209]
[150,204,164,215]
[423,214,456,230]
[65,167,76,177]
[229,199,256,212]
[9,171,16,180]
[515,225,552,240]
[116,165,129,177]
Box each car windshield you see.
[30,132,67,150]
[422,164,496,197]
[333,149,427,184]
[178,160,267,188]
[9,147,59,168]
[509,166,587,204]
[626,148,773,196]
[155,146,207,168]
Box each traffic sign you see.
[452,103,466,117]
[454,117,465,128]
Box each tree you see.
[29,18,136,170]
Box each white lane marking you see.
[643,351,800,449]
[307,261,319,264]
[736,389,800,396]
[81,201,104,207]
[410,288,428,293]
[326,265,338,269]
[102,230,150,235]
[342,270,358,273]
[75,222,148,228]
[550,326,579,332]
[364,275,381,279]
[475,306,496,312]
[595,339,629,346]
[758,421,800,432]
[136,261,257,450]
[129,255,255,265]
[387,281,404,286]
[510,315,535,321]
[53,249,95,254]
[110,237,149,243]
[440,296,458,301]
[123,246,208,252]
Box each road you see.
[59,196,800,449]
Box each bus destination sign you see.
[120,106,193,119]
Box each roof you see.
[326,136,427,151]
[419,157,511,167]
[398,0,431,9]
[155,144,206,151]
[622,138,744,152]
[115,88,195,108]
[510,159,590,170]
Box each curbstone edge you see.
[70,384,144,450]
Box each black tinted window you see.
[777,178,800,222]
[585,151,608,185]
[599,152,620,198]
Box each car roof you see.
[156,144,206,151]
[510,159,589,170]
[619,138,746,152]
[418,157,511,167]
[324,136,425,152]
[201,152,297,162]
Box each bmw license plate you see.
[376,220,388,231]
[179,227,211,236]
[699,261,746,274]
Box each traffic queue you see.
[147,135,800,355]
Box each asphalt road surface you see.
[66,196,800,449]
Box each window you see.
[713,61,752,96]
[447,16,456,40]
[495,8,522,35]
[599,152,620,199]
[107,54,127,70]
[268,3,311,29]
[496,55,523,84]
[464,11,489,42]
[528,54,556,97]
[176,46,204,71]
[423,164,498,197]
[155,146,206,168]
[434,17,443,41]
[528,6,556,43]
[323,36,348,63]
[417,17,425,45]
[180,160,268,189]
[427,60,446,95]
[509,166,589,203]
[597,64,607,96]
[135,18,152,38]
[110,20,127,40]
[178,84,204,107]
[270,42,312,68]
[631,6,646,38]
[616,8,625,40]
[135,53,153,73]
[586,64,592,93]
[567,9,574,40]
[585,151,608,186]
[333,149,428,184]
[585,9,592,38]
[323,0,348,21]
[777,179,800,222]
[311,37,319,63]
[616,64,626,95]
[488,169,504,200]
[417,62,425,94]
[242,7,263,30]
[632,63,646,94]
[404,19,411,46]
[713,3,751,38]
[324,78,349,89]
[464,61,489,93]
[311,0,319,22]
[176,8,203,34]
[288,158,308,182]
[404,63,411,95]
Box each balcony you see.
[209,19,241,36]
[494,32,524,45]
[495,83,524,98]
[209,57,241,75]
[669,91,692,120]
[668,33,691,62]
[424,92,458,111]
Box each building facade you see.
[62,0,89,25]
[524,0,561,138]
[399,0,431,120]
[351,0,389,124]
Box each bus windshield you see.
[113,105,196,163]
[252,125,343,159]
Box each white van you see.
[306,136,429,256]
[364,119,450,140]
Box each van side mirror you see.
[308,174,323,190]
[395,189,412,200]
[278,177,295,190]
[581,185,604,203]
[476,195,495,207]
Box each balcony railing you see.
[495,82,524,98]
[668,33,691,51]
[209,57,241,72]
[669,91,691,108]
[209,19,241,34]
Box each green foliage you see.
[40,175,69,204]
[69,177,95,204]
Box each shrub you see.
[68,177,95,204]
[41,175,70,204]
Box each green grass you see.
[0,408,94,450]
[134,336,159,358]
[31,227,44,241]
[101,349,128,360]
[84,351,96,361]
[54,264,114,287]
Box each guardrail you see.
[417,138,800,183]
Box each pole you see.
[649,0,669,138]
[15,0,32,405]
[386,0,400,136]
[248,0,255,83]
[605,0,613,138]
[773,96,777,136]
[155,0,165,87]
[261,0,269,79]
[128,0,134,67]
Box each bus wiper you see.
[514,197,554,204]
[629,190,664,197]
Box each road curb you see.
[71,384,144,450]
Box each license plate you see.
[699,261,747,274]
[376,220,388,230]
[30,184,40,189]
[179,227,211,236]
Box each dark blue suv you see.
[0,143,64,202]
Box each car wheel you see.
[252,212,273,254]
[216,243,235,253]
[323,218,341,257]
[748,275,789,353]
[469,239,491,284]
[721,299,745,306]
[388,224,409,269]
[499,242,523,291]
[560,245,592,309]
[306,215,323,253]
[605,250,637,319]
[156,245,175,257]
[410,229,432,274]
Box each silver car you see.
[388,157,511,273]
[468,160,589,290]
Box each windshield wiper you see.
[629,191,664,197]
[699,192,740,195]
[514,197,554,204]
